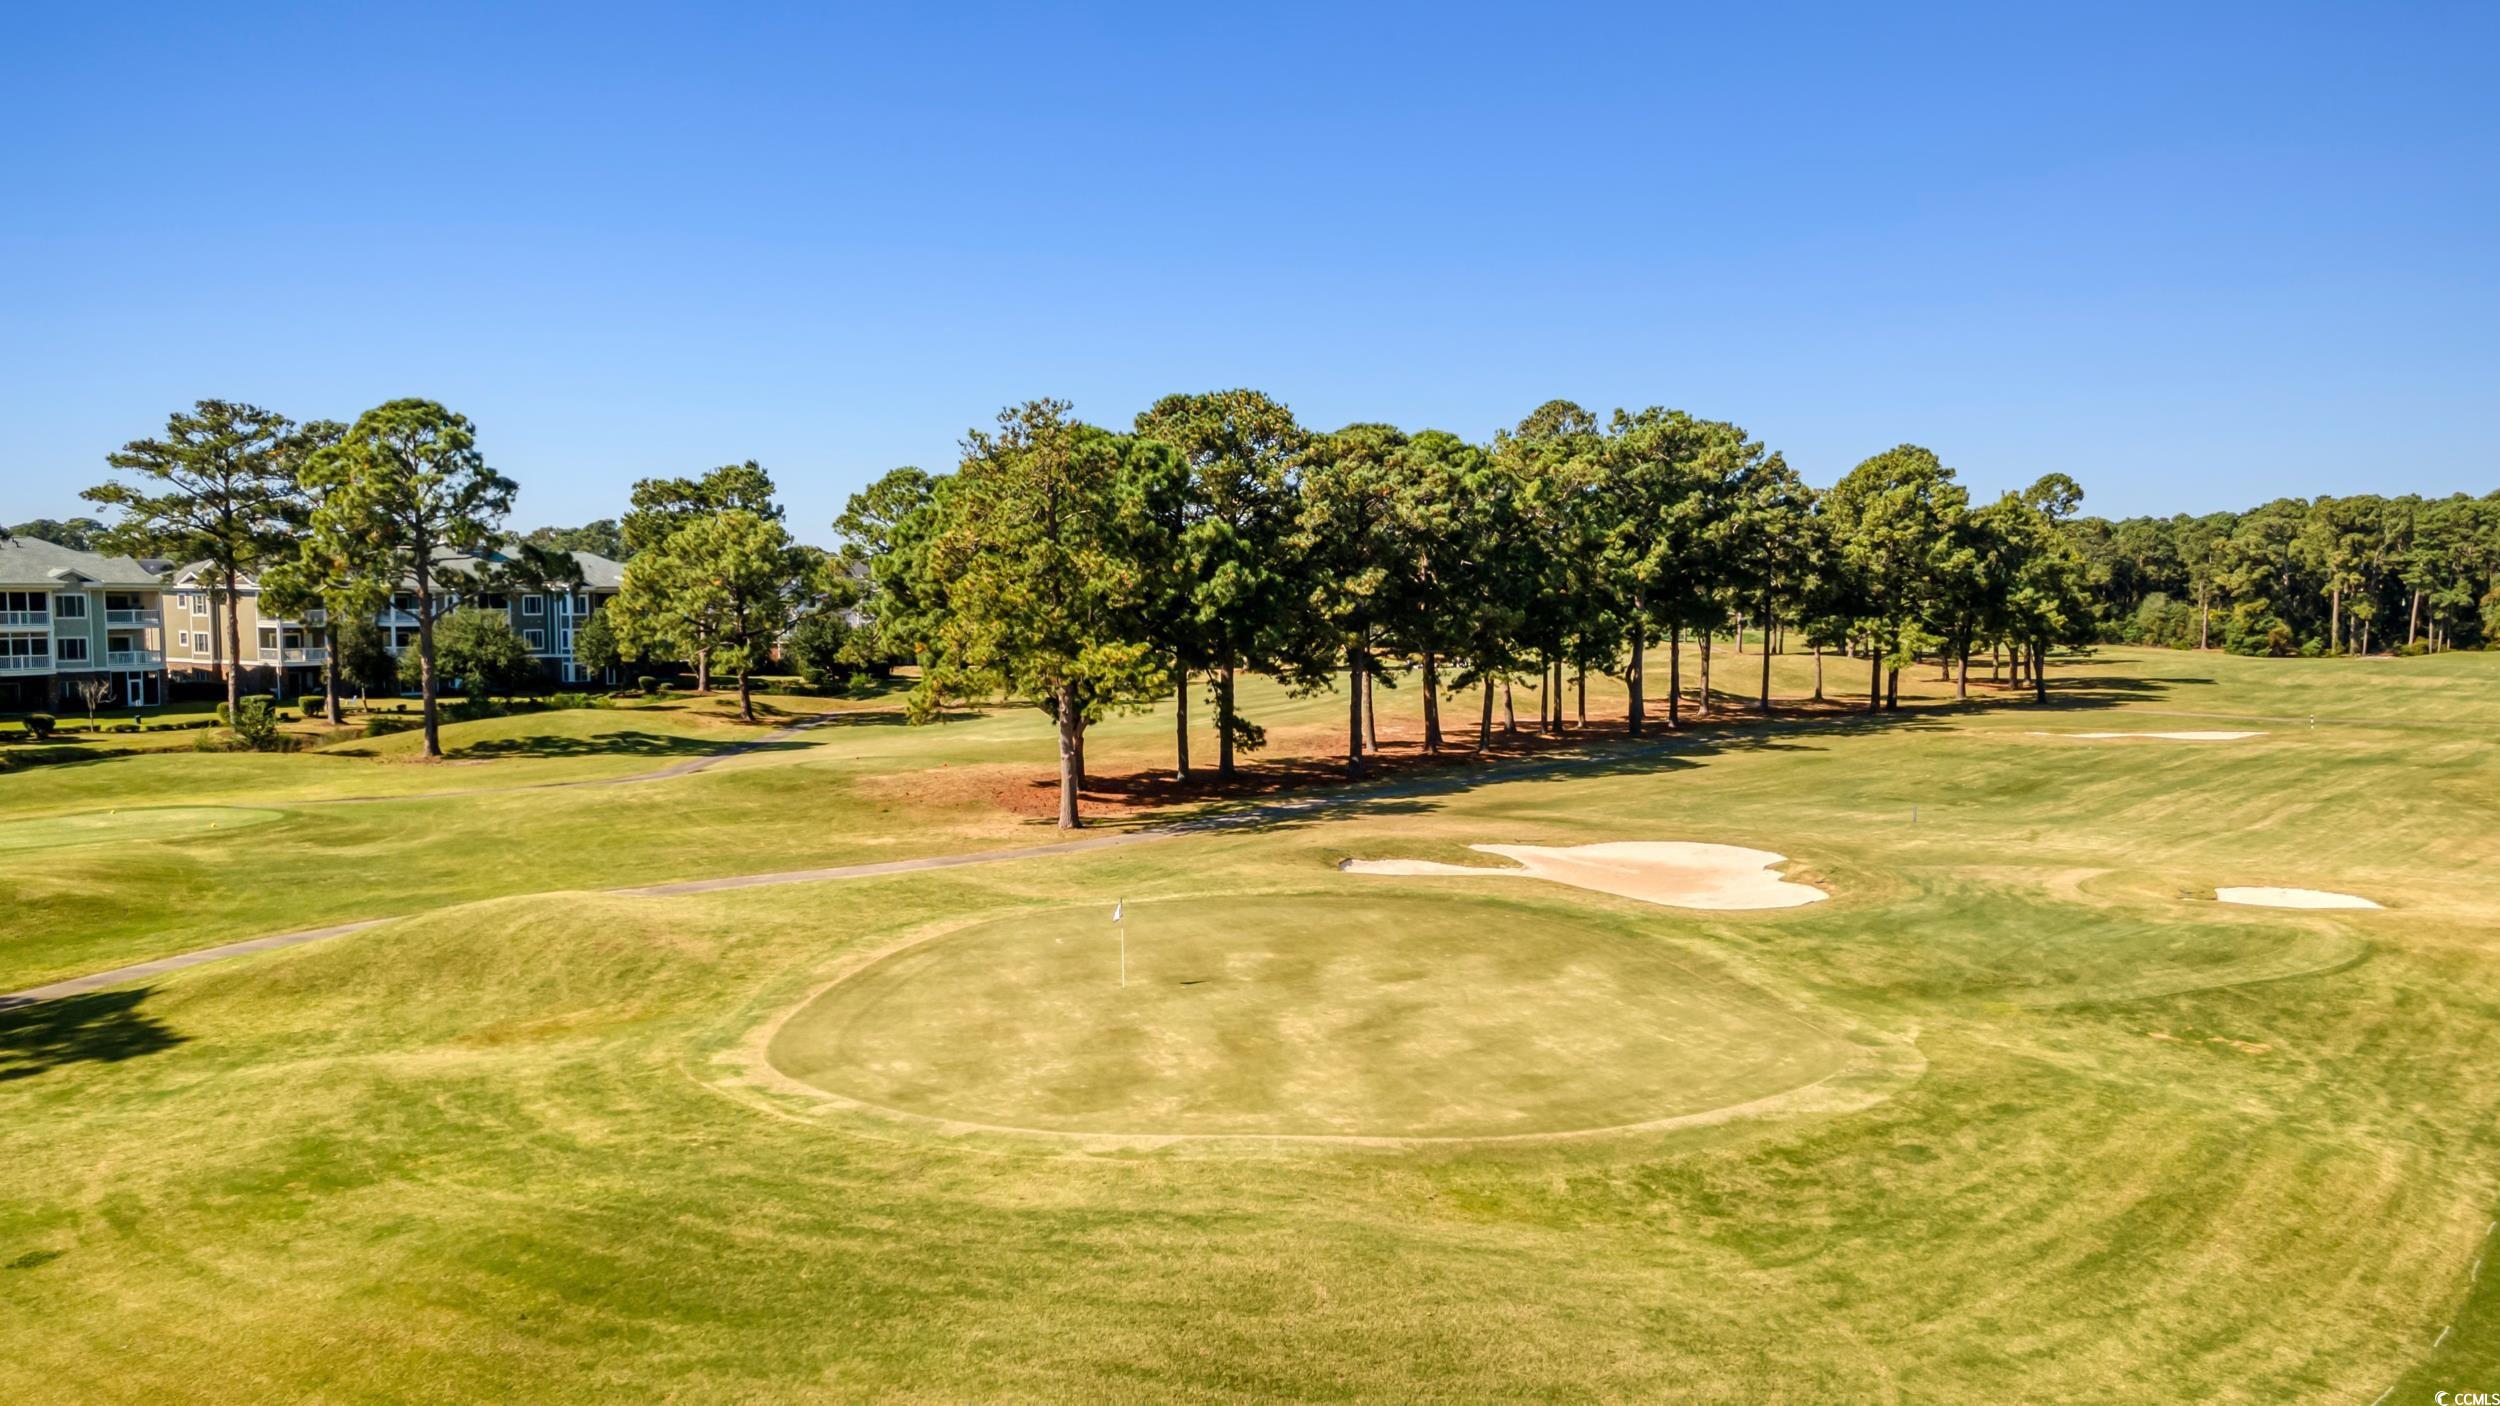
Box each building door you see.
[125,673,146,707]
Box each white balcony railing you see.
[0,611,47,628]
[106,650,163,669]
[0,656,52,674]
[105,609,151,626]
[256,647,325,664]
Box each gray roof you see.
[0,535,166,588]
[168,543,626,593]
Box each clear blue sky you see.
[5,2,2494,542]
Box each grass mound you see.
[767,892,1855,1141]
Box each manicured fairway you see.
[767,892,1857,1141]
[0,804,282,855]
[4,647,2499,1402]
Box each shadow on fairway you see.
[449,729,819,762]
[0,987,186,1082]
[1086,660,2180,835]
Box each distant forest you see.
[2068,494,2497,656]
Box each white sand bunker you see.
[2215,886,2382,910]
[2032,730,2264,741]
[1342,841,1828,911]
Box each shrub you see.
[362,714,419,739]
[637,675,658,695]
[297,698,322,720]
[547,691,596,711]
[230,696,283,750]
[25,712,56,739]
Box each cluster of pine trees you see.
[2068,495,2500,657]
[835,393,2103,828]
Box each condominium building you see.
[0,536,169,710]
[162,545,628,696]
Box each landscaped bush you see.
[297,698,322,719]
[363,714,419,738]
[546,691,598,711]
[230,696,283,750]
[25,713,56,739]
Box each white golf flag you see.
[1111,899,1124,923]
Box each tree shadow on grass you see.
[0,987,185,1082]
[449,730,817,762]
[1051,664,2184,837]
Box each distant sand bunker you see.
[1342,842,1828,911]
[2032,730,2264,741]
[2215,886,2382,910]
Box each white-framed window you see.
[177,631,190,648]
[523,628,545,650]
[0,636,49,661]
[54,593,86,619]
[1,591,47,616]
[521,595,543,616]
[191,593,208,616]
[56,637,88,662]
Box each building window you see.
[56,638,88,662]
[54,594,87,619]
[0,636,49,661]
[523,629,545,650]
[192,593,208,616]
[1,591,46,616]
[521,595,542,616]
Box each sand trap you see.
[2032,730,2264,741]
[1342,841,1828,911]
[2214,886,2382,910]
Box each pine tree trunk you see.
[1478,674,1495,752]
[1668,622,1684,727]
[1758,597,1774,713]
[1174,666,1190,781]
[2329,583,2341,655]
[1626,609,1645,737]
[1866,645,1881,715]
[1955,640,1970,700]
[1364,656,1380,751]
[1812,643,1824,702]
[696,646,711,693]
[222,581,244,724]
[1422,651,1441,753]
[2409,590,2421,647]
[2032,643,2048,704]
[1575,663,1586,727]
[2198,589,2211,650]
[322,620,342,726]
[1346,644,1365,779]
[416,568,441,759]
[1055,683,1084,829]
[1217,663,1237,777]
[738,666,755,723]
[1698,631,1713,717]
[1503,678,1517,733]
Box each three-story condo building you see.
[0,535,168,711]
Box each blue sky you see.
[5,2,2494,541]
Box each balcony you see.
[256,647,326,664]
[0,610,47,629]
[0,655,52,674]
[107,650,164,669]
[105,609,153,626]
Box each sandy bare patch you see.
[2031,730,2264,741]
[1343,841,1828,911]
[2214,886,2382,910]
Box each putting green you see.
[0,805,285,856]
[767,893,1856,1141]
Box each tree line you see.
[78,399,833,756]
[833,393,2102,829]
[2067,494,2500,656]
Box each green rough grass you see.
[2,647,2498,1401]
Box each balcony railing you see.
[107,650,164,669]
[0,655,52,674]
[0,610,47,628]
[256,647,326,664]
[105,609,152,626]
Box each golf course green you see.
[766,892,1857,1141]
